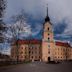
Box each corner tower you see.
[42,5,55,62]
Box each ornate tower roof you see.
[45,4,50,22]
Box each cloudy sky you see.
[2,0,72,54]
[4,0,72,42]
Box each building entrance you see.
[48,57,51,62]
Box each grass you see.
[0,61,31,67]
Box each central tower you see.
[42,5,55,62]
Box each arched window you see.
[48,27,49,30]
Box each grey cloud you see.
[5,0,72,40]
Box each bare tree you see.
[6,9,31,43]
[6,11,29,62]
[0,0,7,43]
[5,9,31,63]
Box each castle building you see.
[11,6,72,62]
[54,42,72,61]
[11,40,42,62]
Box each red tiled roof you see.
[55,41,70,47]
[16,39,42,44]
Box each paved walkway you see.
[0,62,72,72]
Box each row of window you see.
[30,56,40,59]
[19,51,40,54]
[29,47,40,50]
[20,51,27,54]
[21,47,40,50]
[55,52,66,55]
[55,48,72,51]
[56,48,66,51]
[29,51,40,54]
[18,56,41,59]
[54,53,72,55]
[55,56,65,59]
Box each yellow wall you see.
[42,22,55,62]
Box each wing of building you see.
[11,39,42,62]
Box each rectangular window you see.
[48,33,50,35]
[29,51,30,54]
[32,51,33,54]
[21,51,23,54]
[21,47,23,49]
[58,57,59,58]
[39,56,40,59]
[25,56,26,58]
[32,56,33,59]
[48,51,50,54]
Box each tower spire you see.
[47,4,48,17]
[45,4,50,22]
